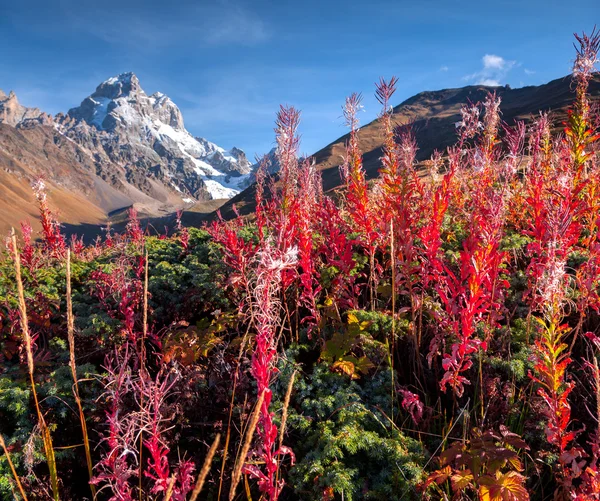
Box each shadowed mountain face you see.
[0,72,255,237]
[216,73,600,220]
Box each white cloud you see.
[440,65,449,72]
[483,54,506,70]
[464,54,516,86]
[524,68,536,75]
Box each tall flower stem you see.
[11,230,60,501]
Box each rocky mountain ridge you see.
[59,72,253,200]
[0,72,255,235]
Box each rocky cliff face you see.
[0,89,51,127]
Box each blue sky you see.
[1,0,598,158]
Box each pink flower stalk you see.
[70,234,86,257]
[375,79,426,327]
[32,178,66,257]
[524,166,583,316]
[317,198,360,310]
[19,221,38,270]
[573,28,600,92]
[89,258,144,341]
[376,76,404,200]
[207,215,258,307]
[481,92,502,166]
[274,105,301,212]
[104,222,115,248]
[139,370,195,501]
[126,207,144,247]
[295,159,323,330]
[419,165,454,288]
[502,120,526,178]
[243,244,298,500]
[175,210,189,251]
[567,29,600,175]
[436,202,508,397]
[528,113,552,174]
[456,101,483,145]
[385,123,424,299]
[91,347,137,501]
[340,93,378,254]
[254,154,271,240]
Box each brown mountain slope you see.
[0,124,111,236]
[216,73,600,220]
[0,121,205,238]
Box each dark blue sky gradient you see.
[1,0,598,157]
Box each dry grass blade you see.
[278,370,296,449]
[189,433,221,501]
[66,250,96,500]
[163,475,176,501]
[275,370,297,491]
[0,433,29,501]
[11,229,60,501]
[229,391,265,501]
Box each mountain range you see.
[1,72,599,237]
[0,72,253,236]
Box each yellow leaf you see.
[332,359,356,378]
[423,466,451,490]
[347,313,359,325]
[450,469,474,492]
[355,356,375,374]
[478,471,529,501]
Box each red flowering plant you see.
[526,29,600,495]
[338,92,381,310]
[242,244,298,500]
[32,178,66,258]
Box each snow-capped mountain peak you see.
[65,72,252,200]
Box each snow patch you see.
[90,97,111,128]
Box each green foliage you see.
[276,347,425,500]
[489,347,533,382]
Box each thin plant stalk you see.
[142,250,148,367]
[278,370,297,451]
[66,250,96,500]
[218,327,251,500]
[163,476,176,501]
[11,230,60,501]
[0,433,29,501]
[229,391,265,501]
[189,434,221,501]
[139,250,148,501]
[275,370,297,490]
